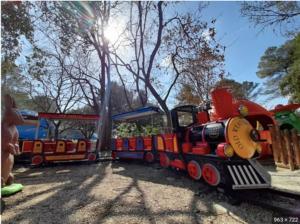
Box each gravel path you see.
[2,161,275,224]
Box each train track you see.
[228,188,300,217]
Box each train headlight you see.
[239,105,248,117]
[216,143,234,158]
[256,144,262,154]
[224,144,234,157]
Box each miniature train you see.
[18,113,99,165]
[111,88,275,191]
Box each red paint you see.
[111,151,116,159]
[22,141,33,153]
[66,141,76,152]
[145,152,154,163]
[38,112,100,120]
[192,143,210,155]
[164,133,175,152]
[187,160,202,180]
[32,155,43,166]
[202,163,221,186]
[259,142,272,158]
[216,143,226,158]
[159,153,170,168]
[129,138,137,151]
[170,159,186,170]
[87,153,97,161]
[271,104,300,113]
[210,88,274,125]
[211,88,234,120]
[86,141,91,150]
[43,141,56,153]
[259,130,272,144]
[116,138,123,150]
[182,143,192,153]
[143,136,152,151]
[197,111,209,124]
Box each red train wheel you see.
[187,160,202,180]
[145,152,154,163]
[31,155,43,166]
[88,153,97,161]
[160,153,170,168]
[202,163,221,186]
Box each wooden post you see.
[291,129,300,167]
[269,125,279,163]
[283,129,294,171]
[275,125,287,165]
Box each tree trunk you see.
[99,96,112,150]
[146,81,172,131]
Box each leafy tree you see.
[1,1,33,60]
[1,1,34,107]
[1,60,33,109]
[176,84,202,105]
[215,78,259,100]
[257,33,300,102]
[241,2,300,36]
[280,35,300,102]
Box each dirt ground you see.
[1,160,276,224]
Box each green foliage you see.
[1,2,34,110]
[114,123,160,138]
[280,34,300,102]
[1,1,33,60]
[257,33,300,102]
[1,58,33,109]
[114,123,139,138]
[142,126,160,136]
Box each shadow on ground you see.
[2,160,274,224]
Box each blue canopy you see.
[112,106,163,122]
[17,109,51,140]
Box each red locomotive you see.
[112,88,275,191]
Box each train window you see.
[178,111,194,127]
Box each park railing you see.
[269,125,300,170]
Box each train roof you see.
[112,106,163,122]
[38,112,100,120]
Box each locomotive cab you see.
[171,105,198,144]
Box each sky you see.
[174,1,293,109]
[16,1,297,110]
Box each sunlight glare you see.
[104,20,125,45]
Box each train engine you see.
[158,88,275,190]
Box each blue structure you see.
[112,106,162,122]
[17,110,52,140]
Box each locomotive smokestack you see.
[211,88,234,120]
